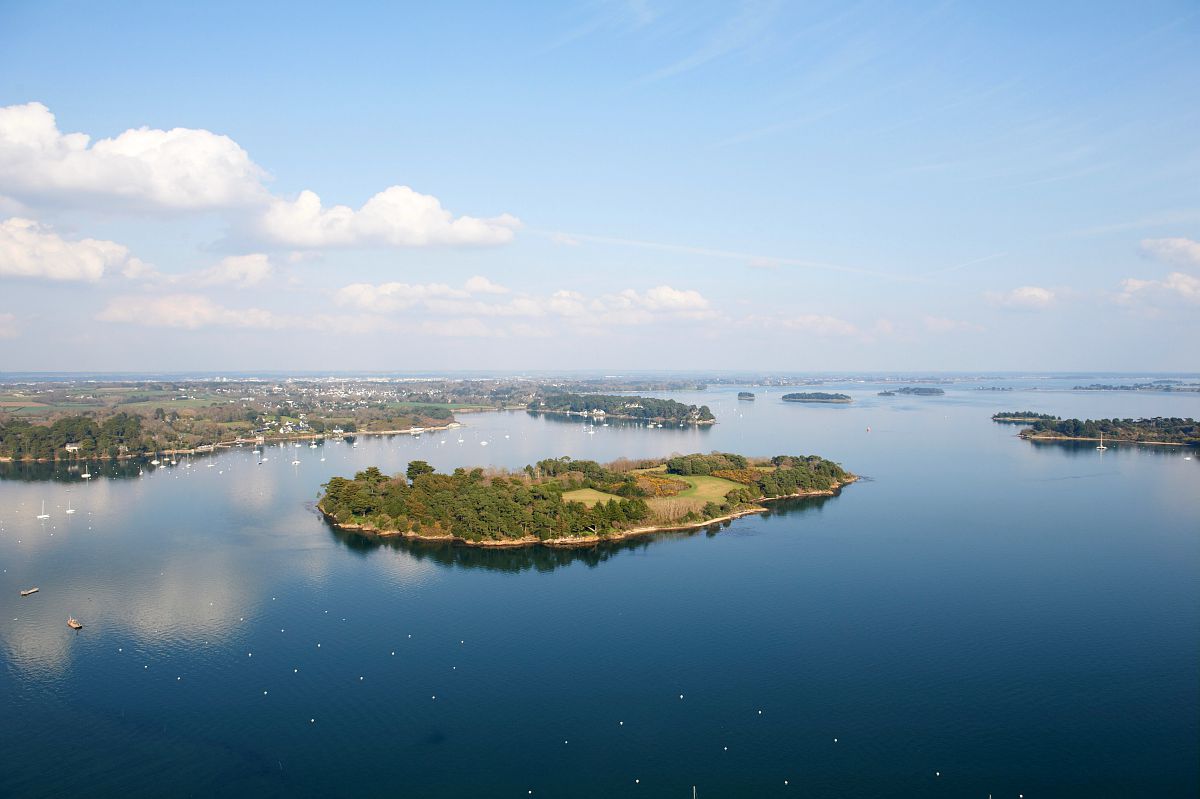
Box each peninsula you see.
[527,394,715,425]
[319,452,855,548]
[782,392,851,403]
[1019,417,1198,446]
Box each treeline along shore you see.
[527,394,715,425]
[1015,416,1198,446]
[319,452,855,548]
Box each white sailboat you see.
[66,498,76,515]
[36,500,50,520]
[1096,433,1107,451]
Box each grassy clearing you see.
[562,487,624,507]
[674,474,748,501]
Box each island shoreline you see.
[319,476,857,549]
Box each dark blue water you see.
[1,379,1197,797]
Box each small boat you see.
[37,500,50,520]
[20,587,39,597]
[80,472,91,479]
[291,459,301,465]
[1096,433,1107,451]
[66,498,76,514]
[67,617,83,630]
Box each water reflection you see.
[1024,439,1199,458]
[0,453,225,482]
[527,410,715,434]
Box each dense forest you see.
[895,387,945,396]
[0,414,151,460]
[992,411,1060,423]
[528,393,715,423]
[319,452,852,544]
[782,392,851,402]
[1022,417,1199,445]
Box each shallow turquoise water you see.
[1,380,1197,797]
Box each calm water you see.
[1,379,1197,798]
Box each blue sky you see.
[0,1,1197,372]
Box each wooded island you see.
[319,452,855,547]
[782,392,851,403]
[527,394,715,424]
[1019,417,1198,445]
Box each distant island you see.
[738,392,755,401]
[319,452,855,547]
[1019,417,1198,446]
[782,392,851,403]
[894,386,945,396]
[1073,382,1199,393]
[992,411,1060,424]
[877,390,896,396]
[528,394,715,425]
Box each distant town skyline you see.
[1,2,1197,372]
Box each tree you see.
[406,460,435,481]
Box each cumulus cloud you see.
[257,187,521,248]
[1117,272,1200,307]
[0,312,16,338]
[0,103,521,252]
[987,285,1056,310]
[1141,237,1200,267]
[0,217,145,281]
[96,294,287,330]
[0,102,267,211]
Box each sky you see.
[0,0,1197,373]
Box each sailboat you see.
[66,498,76,514]
[1096,433,1107,451]
[36,500,50,520]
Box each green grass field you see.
[674,474,748,501]
[561,487,624,507]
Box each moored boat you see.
[20,587,39,597]
[67,617,83,630]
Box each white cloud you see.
[923,315,983,334]
[0,102,266,210]
[615,285,710,312]
[1141,237,1200,267]
[0,312,16,338]
[194,254,274,287]
[0,103,521,253]
[1117,272,1200,307]
[333,279,715,328]
[464,275,510,294]
[987,285,1056,310]
[257,187,521,248]
[96,294,288,330]
[335,281,467,312]
[0,217,144,281]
